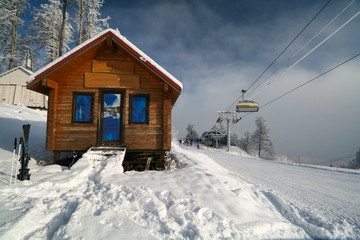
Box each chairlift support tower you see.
[217,111,241,152]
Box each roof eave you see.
[27,29,183,93]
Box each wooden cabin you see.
[0,66,47,109]
[27,29,183,170]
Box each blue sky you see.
[27,0,360,161]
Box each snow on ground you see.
[0,104,50,163]
[0,104,359,239]
[200,147,360,239]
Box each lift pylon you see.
[217,111,241,151]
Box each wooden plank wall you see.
[45,42,176,152]
[124,60,165,150]
[53,59,98,150]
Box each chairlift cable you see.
[225,0,331,111]
[229,52,359,133]
[244,6,360,104]
[260,52,360,109]
[289,0,355,60]
[245,0,331,92]
[285,9,360,73]
[246,2,359,101]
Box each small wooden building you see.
[0,66,47,108]
[27,29,183,170]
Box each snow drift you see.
[0,104,359,239]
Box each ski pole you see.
[9,138,17,187]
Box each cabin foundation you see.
[123,150,167,172]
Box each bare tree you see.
[230,132,241,147]
[239,131,252,154]
[59,0,71,56]
[251,117,274,159]
[0,0,28,72]
[29,0,73,64]
[75,0,109,44]
[186,124,199,141]
[349,147,360,169]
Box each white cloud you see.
[105,0,360,160]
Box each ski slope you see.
[0,104,359,239]
[200,148,360,239]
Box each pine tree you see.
[0,0,28,72]
[75,0,109,44]
[29,0,73,64]
[251,117,274,159]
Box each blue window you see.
[130,94,149,124]
[73,93,94,123]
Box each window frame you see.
[72,92,95,124]
[129,94,150,124]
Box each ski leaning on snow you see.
[17,124,31,181]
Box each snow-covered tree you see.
[211,123,226,134]
[230,132,241,146]
[349,147,360,169]
[251,117,274,159]
[58,0,72,56]
[75,0,109,44]
[186,124,199,141]
[29,0,73,64]
[0,0,28,72]
[239,131,253,154]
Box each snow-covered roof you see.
[0,66,33,78]
[27,28,183,92]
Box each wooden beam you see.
[85,72,120,88]
[46,88,58,150]
[119,74,140,88]
[84,72,140,88]
[162,89,172,151]
[42,78,57,89]
[164,83,169,93]
[106,36,113,47]
[92,60,134,74]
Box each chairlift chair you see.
[236,90,259,112]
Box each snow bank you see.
[0,146,308,239]
[2,105,358,239]
[201,146,360,239]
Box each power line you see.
[261,52,360,109]
[226,0,332,111]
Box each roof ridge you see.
[0,66,33,78]
[27,28,183,91]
